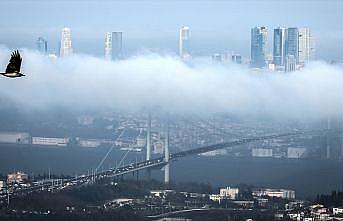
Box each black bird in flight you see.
[1,50,25,78]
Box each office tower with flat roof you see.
[273,27,286,66]
[112,32,123,60]
[298,27,315,65]
[285,28,298,63]
[104,32,123,60]
[60,27,73,57]
[179,26,191,60]
[104,32,112,60]
[250,26,268,68]
[36,37,48,54]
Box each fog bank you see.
[0,47,342,120]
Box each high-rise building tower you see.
[273,27,286,66]
[250,26,268,68]
[146,113,151,161]
[60,27,73,57]
[104,32,112,60]
[298,27,315,65]
[104,32,123,60]
[164,129,170,184]
[36,37,48,54]
[112,32,123,60]
[285,28,298,63]
[285,54,296,72]
[179,26,191,60]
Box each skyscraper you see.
[285,28,298,63]
[104,32,123,60]
[298,27,315,65]
[179,26,191,60]
[285,54,296,72]
[104,32,112,60]
[250,26,268,68]
[36,37,48,54]
[112,32,123,60]
[273,27,286,66]
[60,27,73,57]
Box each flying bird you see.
[1,50,25,78]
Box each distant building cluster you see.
[281,203,343,221]
[252,188,295,199]
[251,147,307,159]
[0,131,115,148]
[251,26,315,72]
[209,186,295,204]
[34,24,317,71]
[7,171,28,184]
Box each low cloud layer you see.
[0,47,342,120]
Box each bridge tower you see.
[164,129,170,184]
[146,113,152,178]
[146,113,151,161]
[326,117,331,159]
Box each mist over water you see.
[0,47,342,120]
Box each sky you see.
[0,0,342,60]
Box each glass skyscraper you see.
[250,26,267,68]
[112,32,123,60]
[36,37,48,54]
[273,27,286,66]
[285,28,299,63]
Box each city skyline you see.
[0,1,342,60]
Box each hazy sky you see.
[0,0,342,60]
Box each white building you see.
[78,138,102,148]
[0,181,4,190]
[104,32,112,60]
[298,27,315,65]
[209,194,222,202]
[32,137,69,146]
[287,147,307,159]
[179,26,191,60]
[220,187,239,199]
[60,27,73,57]
[253,188,295,199]
[252,148,273,157]
[333,208,343,215]
[0,132,30,144]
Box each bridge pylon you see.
[146,113,152,178]
[164,126,170,184]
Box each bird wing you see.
[5,50,22,73]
